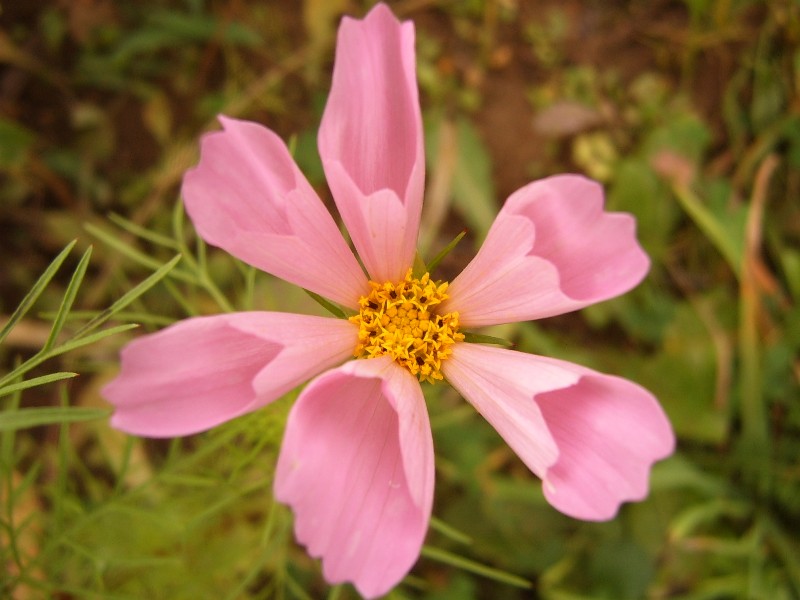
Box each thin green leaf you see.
[170,206,238,313]
[40,310,176,327]
[427,229,467,275]
[72,254,181,339]
[326,586,344,600]
[0,240,76,346]
[43,246,92,352]
[197,235,208,272]
[304,290,346,319]
[0,407,109,432]
[57,323,139,356]
[1,361,22,530]
[163,278,199,317]
[0,324,138,389]
[54,386,71,529]
[429,516,473,545]
[284,573,315,600]
[85,222,161,269]
[463,331,514,346]
[764,514,800,598]
[243,265,257,311]
[0,372,78,399]
[412,252,428,278]
[108,213,179,249]
[85,223,194,284]
[188,237,234,312]
[172,197,187,245]
[450,118,497,240]
[421,546,532,589]
[671,184,741,277]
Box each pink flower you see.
[103,4,674,598]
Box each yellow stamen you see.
[350,269,464,383]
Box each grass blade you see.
[463,331,513,347]
[429,516,473,545]
[427,229,467,275]
[39,310,175,327]
[108,213,179,249]
[72,254,181,339]
[671,183,741,277]
[304,290,347,319]
[85,223,194,284]
[54,323,140,356]
[0,407,109,432]
[0,324,139,389]
[421,545,532,589]
[42,246,92,353]
[0,240,76,346]
[0,372,78,399]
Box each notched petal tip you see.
[512,174,651,303]
[536,369,675,521]
[321,3,421,200]
[444,344,673,522]
[275,357,433,598]
[181,115,367,309]
[446,174,651,327]
[319,2,423,283]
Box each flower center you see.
[350,269,464,383]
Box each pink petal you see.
[443,344,674,520]
[318,4,424,282]
[103,313,357,437]
[182,116,368,309]
[534,357,675,520]
[443,175,650,327]
[275,356,434,598]
[442,344,564,479]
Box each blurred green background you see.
[1,0,799,598]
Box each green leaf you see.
[643,112,711,165]
[72,254,181,338]
[633,300,729,443]
[85,223,194,284]
[425,114,497,242]
[0,372,78,399]
[421,546,532,589]
[0,116,36,168]
[452,118,497,241]
[43,245,92,352]
[0,240,76,346]
[609,158,677,262]
[427,230,467,275]
[0,324,138,389]
[589,540,654,600]
[148,10,261,46]
[303,290,346,319]
[61,324,140,355]
[108,213,179,249]
[0,407,109,432]
[462,331,513,347]
[412,252,429,279]
[429,516,473,546]
[672,183,743,277]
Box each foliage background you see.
[1,0,799,598]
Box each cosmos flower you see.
[103,4,674,598]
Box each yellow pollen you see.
[350,269,465,383]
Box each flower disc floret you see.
[350,269,464,383]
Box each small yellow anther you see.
[349,269,464,383]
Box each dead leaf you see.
[532,101,604,138]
